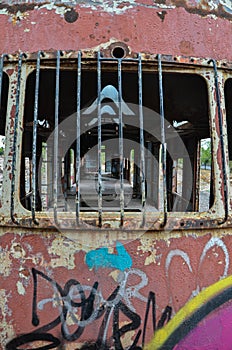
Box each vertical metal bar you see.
[53,50,60,226]
[0,54,5,111]
[210,59,228,224]
[118,58,124,227]
[97,51,102,227]
[0,54,4,210]
[11,53,23,224]
[76,51,81,225]
[138,54,146,227]
[31,51,41,224]
[158,54,167,227]
[64,155,68,211]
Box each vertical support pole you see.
[97,52,102,227]
[76,51,81,225]
[158,54,167,227]
[118,58,124,227]
[11,53,23,225]
[138,54,146,227]
[53,50,60,226]
[31,51,41,224]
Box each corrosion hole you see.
[112,46,126,59]
[64,9,79,23]
[180,221,184,227]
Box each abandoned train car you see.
[1,0,232,349]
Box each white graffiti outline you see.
[37,268,148,332]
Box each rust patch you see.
[14,244,22,252]
[171,1,232,20]
[179,40,194,56]
[0,3,36,14]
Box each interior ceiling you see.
[23,69,209,146]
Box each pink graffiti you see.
[175,300,232,350]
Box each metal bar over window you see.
[97,52,103,227]
[64,155,68,212]
[118,58,124,227]
[11,53,23,224]
[31,51,41,224]
[138,54,146,227]
[210,59,228,225]
[158,54,167,227]
[76,51,81,224]
[0,54,5,111]
[53,50,60,226]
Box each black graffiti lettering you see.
[141,291,156,347]
[96,306,113,350]
[113,301,141,350]
[157,306,172,329]
[7,268,172,349]
[61,280,104,341]
[95,287,123,349]
[6,333,60,350]
[32,268,63,328]
[128,329,142,350]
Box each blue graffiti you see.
[85,242,132,271]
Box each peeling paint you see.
[16,280,25,295]
[0,249,12,277]
[10,242,26,259]
[144,250,158,266]
[40,3,69,15]
[0,290,14,347]
[48,237,81,269]
[120,324,136,348]
[1,0,232,348]
[0,0,232,18]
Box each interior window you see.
[20,63,211,213]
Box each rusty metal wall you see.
[0,1,231,60]
[1,1,232,349]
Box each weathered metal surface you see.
[1,229,232,349]
[0,1,231,60]
[0,1,232,349]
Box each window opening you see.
[199,138,212,212]
[20,52,211,227]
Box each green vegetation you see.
[201,139,211,169]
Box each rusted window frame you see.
[0,50,229,231]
